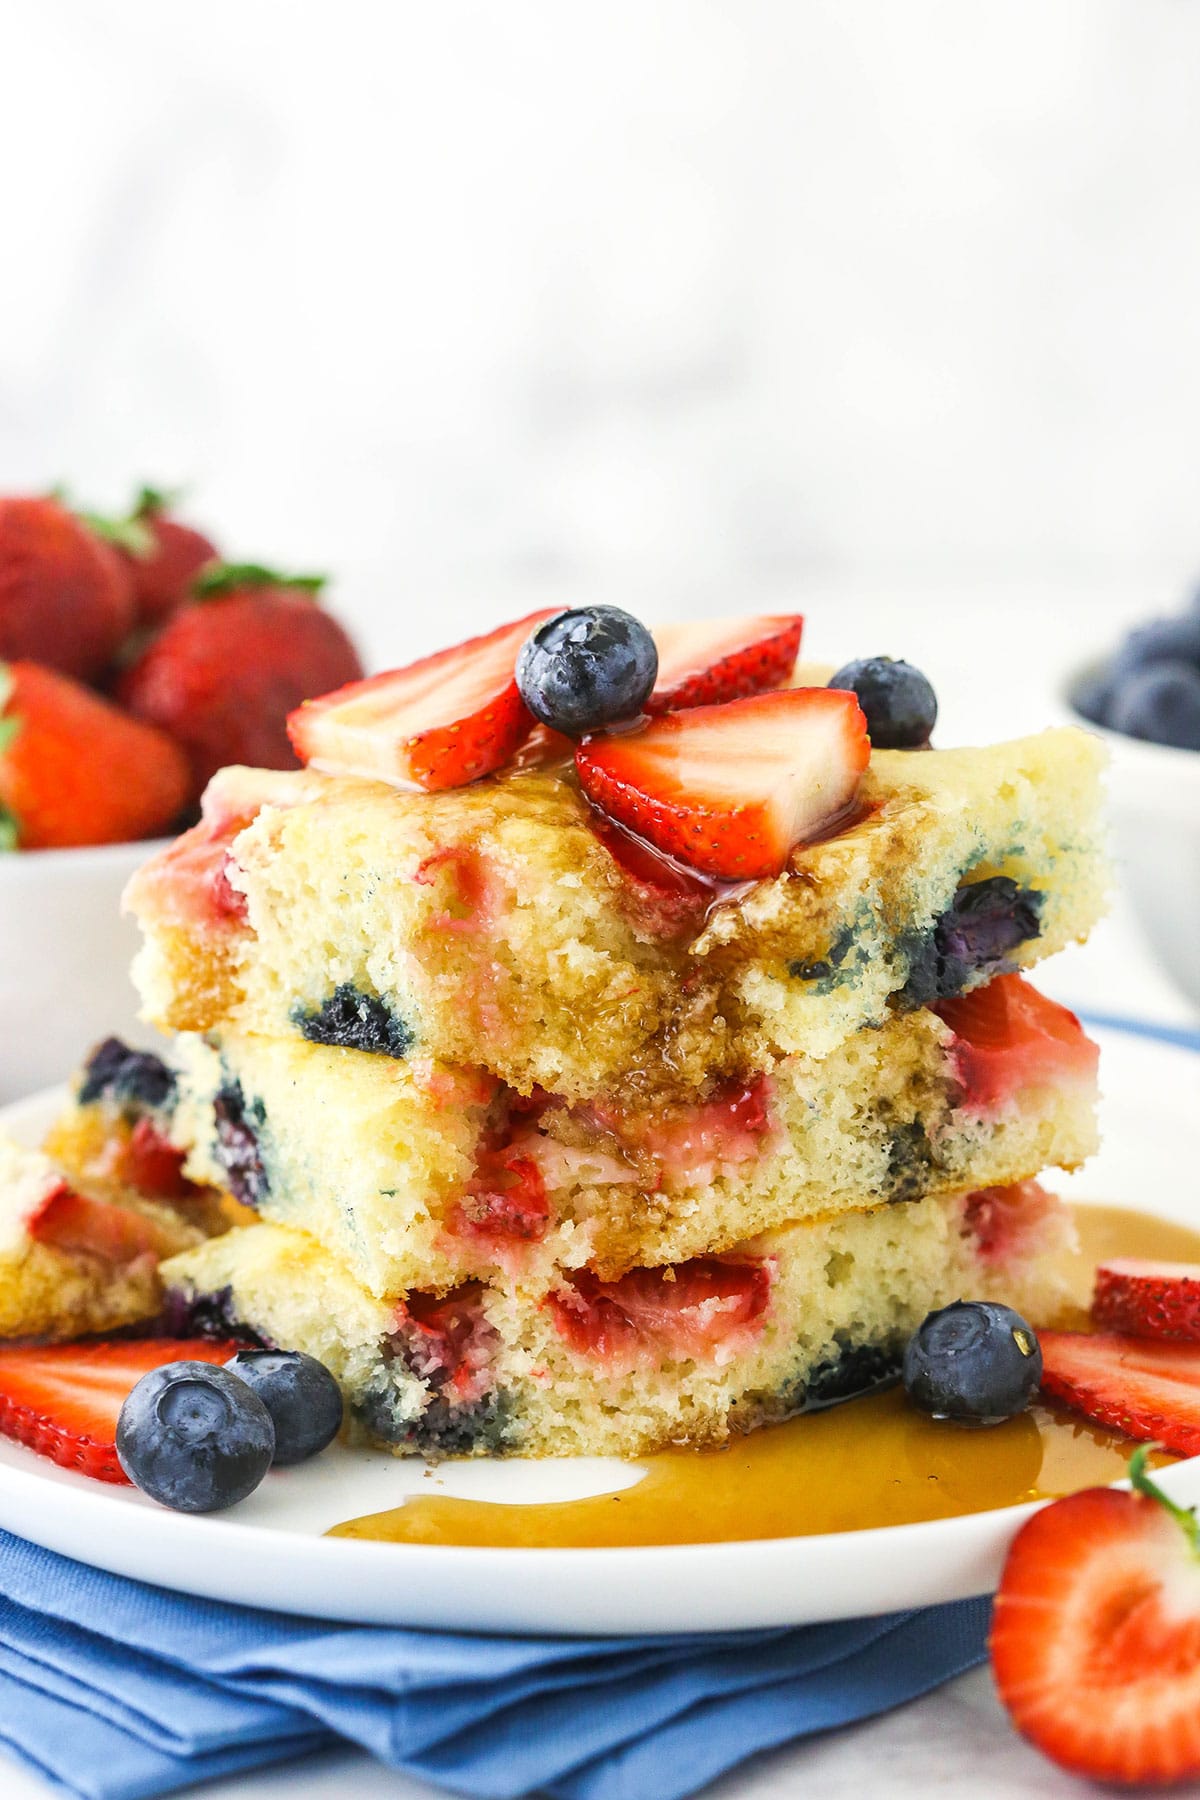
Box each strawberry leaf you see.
[132,484,183,519]
[0,665,18,758]
[0,808,19,852]
[193,562,326,600]
[80,511,156,558]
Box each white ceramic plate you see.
[0,1022,1195,1638]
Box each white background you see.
[1,5,1198,1795]
[3,1,1200,669]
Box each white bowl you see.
[1064,661,1200,1008]
[0,838,167,1104]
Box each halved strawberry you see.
[1039,1331,1200,1456]
[647,615,804,713]
[1093,1260,1200,1344]
[0,1339,242,1483]
[933,974,1099,1114]
[548,1256,771,1365]
[575,688,869,881]
[287,609,558,792]
[991,1447,1200,1787]
[25,1182,173,1264]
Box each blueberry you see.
[161,1282,268,1345]
[293,985,413,1059]
[212,1080,270,1208]
[226,1350,343,1465]
[116,1361,275,1511]
[1114,614,1200,676]
[516,607,658,737]
[1108,661,1200,751]
[827,657,937,749]
[78,1037,175,1111]
[899,877,1043,1007]
[803,1342,902,1411]
[903,1301,1042,1423]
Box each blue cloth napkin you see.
[0,1530,990,1800]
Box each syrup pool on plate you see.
[328,1204,1197,1551]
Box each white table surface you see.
[3,586,1198,1799]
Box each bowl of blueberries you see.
[1066,591,1200,1007]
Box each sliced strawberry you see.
[575,688,869,881]
[118,1119,196,1202]
[587,814,715,935]
[413,845,498,935]
[961,1180,1061,1270]
[548,1255,771,1366]
[26,1181,173,1263]
[392,1287,499,1405]
[1093,1260,1200,1343]
[593,1075,775,1186]
[1039,1331,1200,1456]
[287,609,558,792]
[647,615,805,713]
[449,1148,550,1244]
[991,1448,1200,1786]
[0,1339,241,1483]
[934,974,1099,1114]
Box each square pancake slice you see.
[161,1177,1077,1460]
[125,728,1106,1101]
[169,973,1098,1297]
[0,1136,224,1341]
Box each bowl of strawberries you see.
[0,488,363,1100]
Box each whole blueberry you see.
[516,607,658,737]
[116,1361,275,1511]
[1114,614,1200,676]
[226,1350,343,1465]
[903,1301,1042,1423]
[1109,661,1200,751]
[827,657,937,749]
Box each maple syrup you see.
[328,1204,1199,1551]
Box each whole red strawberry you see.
[118,564,363,801]
[97,487,218,627]
[0,661,190,848]
[0,496,135,680]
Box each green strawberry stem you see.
[193,562,326,599]
[79,509,156,560]
[1129,1444,1200,1552]
[79,483,189,557]
[0,667,21,846]
[0,665,19,757]
[131,484,182,519]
